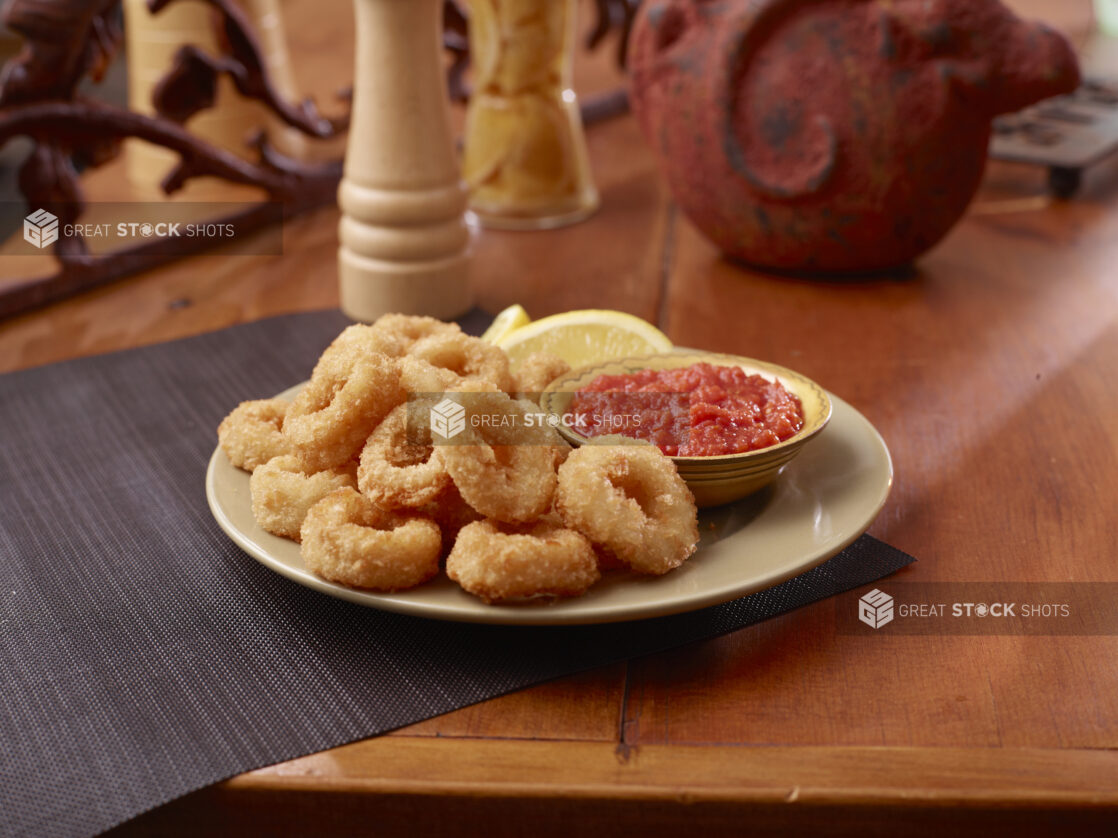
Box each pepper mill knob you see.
[338,0,473,321]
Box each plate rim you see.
[206,391,893,625]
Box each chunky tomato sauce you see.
[567,362,804,456]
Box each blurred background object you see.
[628,0,1082,274]
[462,0,599,230]
[122,0,307,195]
[0,0,346,317]
[1097,0,1118,35]
[990,77,1118,198]
[3,0,1112,317]
[0,0,638,318]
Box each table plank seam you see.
[655,204,678,335]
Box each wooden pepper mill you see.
[337,0,473,321]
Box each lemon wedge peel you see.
[495,309,673,371]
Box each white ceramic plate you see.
[206,390,892,625]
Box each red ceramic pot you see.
[628,0,1080,273]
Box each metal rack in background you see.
[991,77,1118,197]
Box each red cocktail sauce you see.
[567,362,804,457]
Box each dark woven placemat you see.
[0,311,914,838]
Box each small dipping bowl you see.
[540,352,832,507]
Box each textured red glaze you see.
[568,362,804,456]
[628,0,1081,273]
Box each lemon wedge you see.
[481,303,532,343]
[495,309,673,370]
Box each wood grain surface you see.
[2,1,1115,835]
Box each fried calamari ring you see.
[398,356,502,397]
[218,398,289,472]
[408,332,514,393]
[250,455,357,541]
[446,519,600,603]
[592,543,627,572]
[370,313,461,354]
[358,403,450,509]
[300,488,441,591]
[418,483,484,556]
[313,324,408,377]
[284,353,404,471]
[555,444,699,575]
[440,391,565,523]
[513,352,571,400]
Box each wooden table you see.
[1,2,1115,835]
